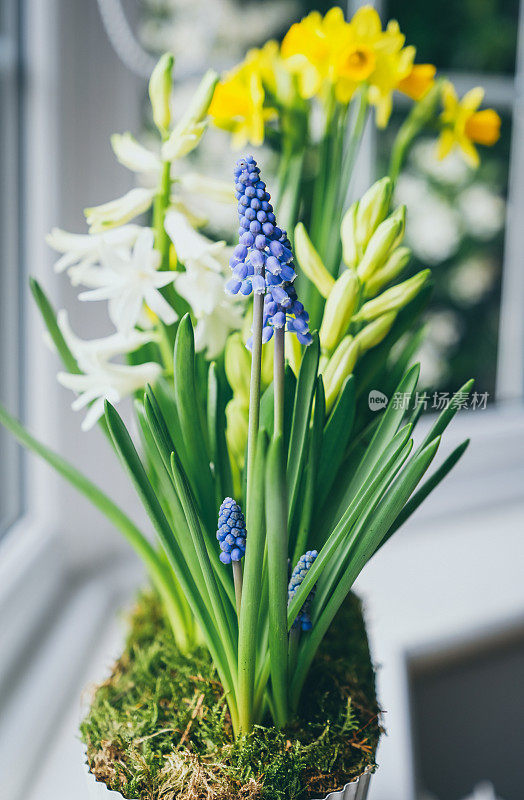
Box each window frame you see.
[0,0,25,537]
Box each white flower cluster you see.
[46,122,241,430]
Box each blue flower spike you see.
[226,155,313,348]
[288,550,318,631]
[217,497,247,565]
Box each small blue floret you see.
[216,497,247,563]
[288,550,318,631]
[227,155,312,348]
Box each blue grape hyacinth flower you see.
[288,550,318,631]
[216,497,247,564]
[226,155,312,347]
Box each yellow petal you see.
[442,80,458,111]
[464,109,501,146]
[459,136,480,167]
[397,64,436,100]
[351,5,382,38]
[461,86,484,113]
[437,129,455,160]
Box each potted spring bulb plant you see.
[0,6,501,799]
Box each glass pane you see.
[0,0,23,537]
[377,110,511,405]
[409,627,524,800]
[387,0,519,75]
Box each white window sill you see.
[1,558,143,800]
[355,497,524,800]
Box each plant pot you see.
[81,590,379,800]
[83,751,372,800]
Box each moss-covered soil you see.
[81,590,381,800]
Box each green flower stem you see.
[266,433,289,728]
[246,294,264,517]
[274,327,285,437]
[288,625,300,677]
[337,88,369,213]
[151,158,175,373]
[238,431,267,732]
[153,159,172,269]
[237,293,264,732]
[388,81,443,185]
[276,148,305,242]
[232,561,243,616]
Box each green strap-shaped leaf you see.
[151,377,188,465]
[238,430,268,731]
[169,450,238,682]
[292,376,325,563]
[380,438,470,545]
[317,375,355,509]
[173,315,215,532]
[104,400,237,714]
[0,404,191,644]
[144,389,235,608]
[287,422,413,630]
[416,379,474,454]
[208,362,233,502]
[30,278,79,373]
[291,436,440,708]
[266,434,289,727]
[287,334,320,531]
[327,365,419,532]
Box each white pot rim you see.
[83,747,372,800]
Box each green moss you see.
[81,590,381,800]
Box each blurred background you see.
[1,1,523,799]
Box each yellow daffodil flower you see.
[397,63,436,100]
[281,7,348,99]
[334,7,402,105]
[209,54,277,148]
[363,17,415,127]
[438,81,501,167]
[281,5,415,127]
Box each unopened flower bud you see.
[319,269,360,352]
[225,333,251,402]
[354,269,431,322]
[354,311,396,352]
[323,336,360,411]
[355,177,393,253]
[340,202,358,268]
[364,246,411,297]
[357,209,406,282]
[261,336,274,387]
[149,53,174,134]
[294,222,335,298]
[226,397,248,466]
[387,205,406,250]
[162,69,219,159]
[285,331,303,377]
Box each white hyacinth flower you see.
[165,209,243,358]
[45,225,141,273]
[58,362,161,431]
[83,124,232,233]
[55,310,161,431]
[111,132,162,175]
[76,227,178,333]
[84,187,156,233]
[55,309,157,372]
